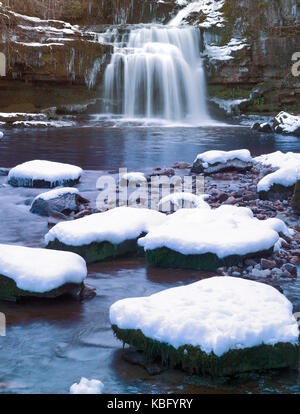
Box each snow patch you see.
[70,378,104,394]
[159,192,210,209]
[170,0,225,28]
[32,187,79,203]
[194,149,252,165]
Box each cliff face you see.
[0,0,300,116]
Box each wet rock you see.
[0,168,10,176]
[252,122,273,133]
[30,190,89,217]
[79,283,96,301]
[224,196,236,205]
[122,349,167,376]
[261,258,276,270]
[281,263,297,277]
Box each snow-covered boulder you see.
[30,187,89,217]
[292,181,300,213]
[0,131,3,139]
[0,244,87,301]
[255,151,300,201]
[257,167,300,201]
[110,276,299,376]
[191,150,253,174]
[120,172,146,186]
[138,205,291,271]
[70,378,104,394]
[8,160,82,188]
[158,192,210,211]
[273,111,300,136]
[45,207,166,263]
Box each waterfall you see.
[102,24,210,124]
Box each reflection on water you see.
[0,126,299,170]
[0,126,299,394]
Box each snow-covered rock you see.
[120,172,146,185]
[8,160,82,188]
[0,131,3,138]
[158,192,210,210]
[110,276,299,375]
[30,187,89,217]
[257,167,300,193]
[45,207,166,263]
[251,122,273,133]
[273,111,300,136]
[170,0,225,28]
[191,149,253,173]
[138,205,291,270]
[255,151,300,201]
[0,244,87,300]
[70,378,104,394]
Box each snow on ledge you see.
[45,207,167,247]
[0,244,87,293]
[110,276,299,357]
[32,187,79,203]
[194,149,252,165]
[138,205,291,257]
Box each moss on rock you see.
[0,274,83,302]
[112,325,299,376]
[145,246,273,272]
[46,238,142,264]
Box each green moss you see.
[46,238,142,264]
[0,274,83,302]
[208,85,250,100]
[145,247,272,272]
[112,325,299,376]
[292,181,300,213]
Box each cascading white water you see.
[103,25,210,123]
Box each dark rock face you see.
[259,183,295,202]
[30,192,89,217]
[205,0,300,116]
[292,181,300,213]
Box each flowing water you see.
[102,24,210,123]
[0,1,300,394]
[0,125,300,394]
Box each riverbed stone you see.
[292,181,300,213]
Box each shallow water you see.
[0,125,300,394]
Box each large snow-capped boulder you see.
[110,276,299,376]
[255,151,300,201]
[191,150,253,174]
[30,187,89,217]
[138,205,291,271]
[45,207,166,263]
[273,112,300,136]
[0,244,87,301]
[8,160,82,188]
